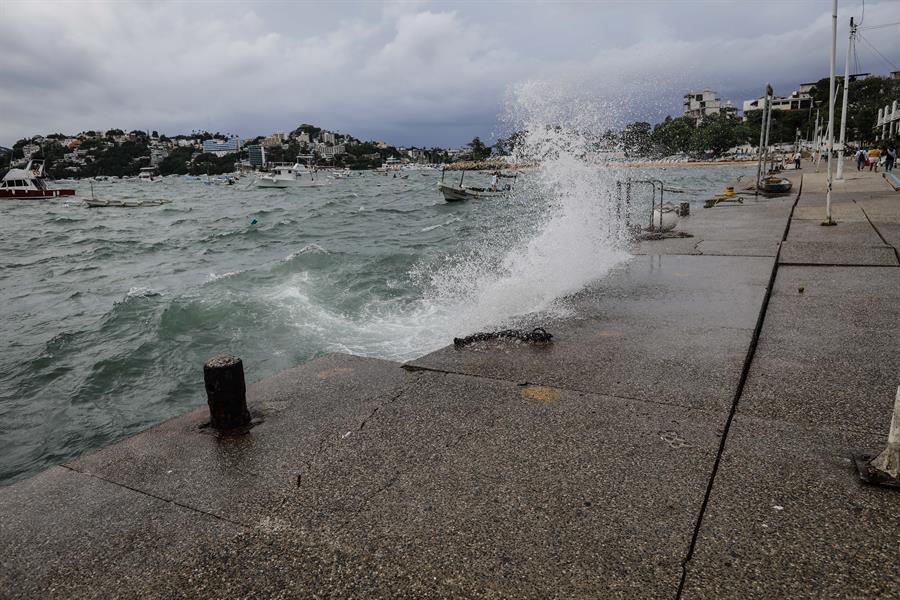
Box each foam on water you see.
[275,81,633,360]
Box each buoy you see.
[651,207,678,232]
[250,218,258,225]
[723,186,735,197]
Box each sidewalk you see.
[1,164,897,598]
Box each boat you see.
[437,169,517,202]
[438,183,511,202]
[760,176,792,195]
[0,159,75,199]
[255,156,325,188]
[138,166,161,182]
[83,198,171,208]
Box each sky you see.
[1,0,898,148]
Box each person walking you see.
[886,146,896,172]
[856,147,867,171]
[793,151,802,170]
[868,147,881,172]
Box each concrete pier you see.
[1,164,898,598]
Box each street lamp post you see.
[824,0,837,226]
[836,17,856,181]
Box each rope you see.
[454,327,553,348]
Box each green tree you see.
[689,113,740,157]
[651,117,694,156]
[158,146,193,175]
[467,137,491,160]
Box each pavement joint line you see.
[59,464,249,530]
[675,177,801,600]
[402,363,730,415]
[852,197,900,264]
[778,261,899,268]
[635,252,778,258]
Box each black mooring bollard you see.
[203,354,251,429]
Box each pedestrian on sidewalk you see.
[856,147,867,170]
[868,147,881,172]
[886,146,896,172]
[793,151,801,170]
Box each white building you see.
[876,100,899,140]
[743,88,814,115]
[311,142,345,159]
[683,90,737,123]
[295,132,311,144]
[321,132,336,144]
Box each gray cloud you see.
[0,0,897,147]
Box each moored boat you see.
[255,156,326,188]
[760,176,792,195]
[0,159,75,199]
[438,183,509,202]
[83,198,171,208]
[138,166,161,182]
[438,169,517,202]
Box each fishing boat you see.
[760,176,792,195]
[438,183,510,202]
[438,169,517,202]
[255,156,325,188]
[0,159,75,199]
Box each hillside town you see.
[2,72,898,179]
[0,124,482,179]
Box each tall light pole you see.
[755,85,771,194]
[824,0,837,226]
[814,102,822,172]
[836,17,856,181]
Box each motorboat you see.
[255,160,325,188]
[138,166,161,182]
[0,159,75,199]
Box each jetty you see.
[1,164,897,598]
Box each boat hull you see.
[256,178,325,189]
[438,183,507,202]
[0,189,75,199]
[761,178,792,195]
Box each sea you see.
[0,162,755,485]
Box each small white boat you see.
[138,167,161,182]
[255,162,325,188]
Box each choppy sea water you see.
[0,164,753,484]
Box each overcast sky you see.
[1,0,898,147]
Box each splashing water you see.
[405,80,632,341]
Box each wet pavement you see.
[1,163,898,598]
